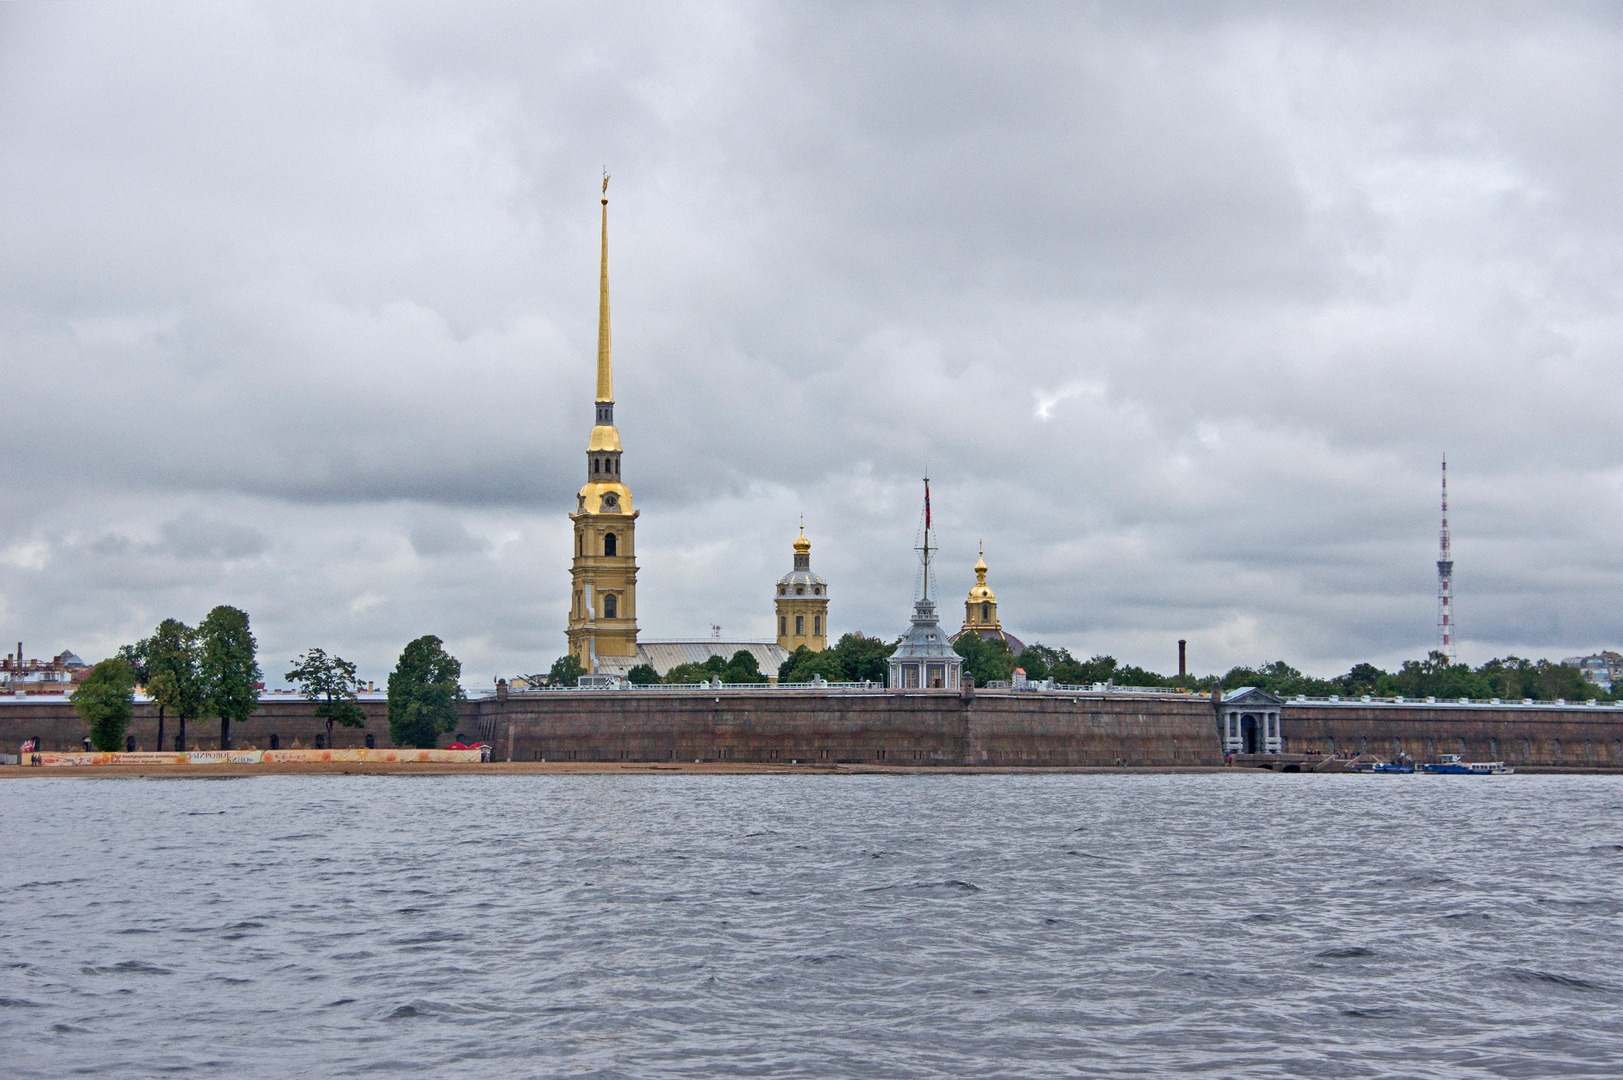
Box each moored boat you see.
[1422,753,1514,775]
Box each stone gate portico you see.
[1220,687,1284,754]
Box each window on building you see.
[604,594,617,618]
[604,532,617,556]
[796,585,805,595]
[780,616,787,636]
[795,615,804,636]
[814,586,821,595]
[814,616,821,636]
[594,458,600,473]
[778,585,786,595]
[982,602,990,620]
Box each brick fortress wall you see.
[8,690,1623,768]
[0,697,398,752]
[1281,702,1623,768]
[463,688,1225,766]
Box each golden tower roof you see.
[793,525,811,555]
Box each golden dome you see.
[967,544,994,600]
[793,526,811,555]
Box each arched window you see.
[981,602,989,620]
[796,585,805,595]
[778,585,786,595]
[578,534,583,556]
[604,532,617,556]
[594,458,601,473]
[603,594,617,619]
[613,457,619,473]
[814,615,821,636]
[779,616,787,636]
[795,615,804,636]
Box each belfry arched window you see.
[594,458,600,473]
[982,602,990,620]
[603,594,617,618]
[604,532,617,557]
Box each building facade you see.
[1,646,88,694]
[949,548,1024,655]
[566,180,640,673]
[1562,651,1623,691]
[1219,687,1284,754]
[775,527,828,652]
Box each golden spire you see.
[596,171,612,403]
[794,521,811,555]
[974,542,988,584]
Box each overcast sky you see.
[3,1,1622,686]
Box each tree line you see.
[70,610,474,751]
[953,635,1608,702]
[552,626,1608,702]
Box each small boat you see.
[1370,761,1414,774]
[1422,754,1515,775]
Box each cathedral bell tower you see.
[566,175,639,673]
[775,524,828,652]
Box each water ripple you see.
[4,773,1623,1077]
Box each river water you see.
[4,772,1622,1078]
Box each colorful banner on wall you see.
[25,748,482,766]
[261,748,482,763]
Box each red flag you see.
[924,480,931,529]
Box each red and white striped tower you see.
[1437,455,1455,661]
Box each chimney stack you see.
[1178,639,1187,678]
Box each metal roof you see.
[590,640,791,678]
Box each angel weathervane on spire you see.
[602,170,610,198]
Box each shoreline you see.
[2,761,1618,779]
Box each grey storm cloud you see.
[2,1,1623,685]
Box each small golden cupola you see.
[775,523,829,653]
[951,544,1024,655]
[965,546,997,630]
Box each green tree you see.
[199,606,260,750]
[71,658,136,751]
[626,663,661,685]
[778,645,814,682]
[780,647,847,683]
[954,634,1017,684]
[287,648,368,749]
[722,650,762,683]
[666,655,729,684]
[828,633,896,684]
[388,635,465,748]
[1339,663,1386,696]
[144,618,205,753]
[548,654,585,687]
[115,638,154,748]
